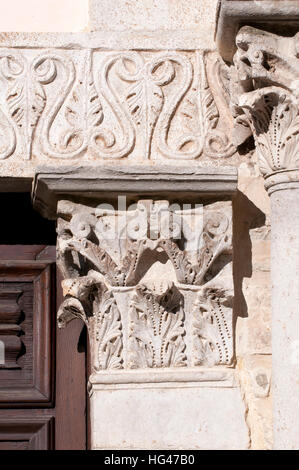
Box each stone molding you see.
[89,367,237,390]
[32,165,238,219]
[264,169,299,196]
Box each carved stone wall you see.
[0,46,236,176]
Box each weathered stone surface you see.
[57,199,234,372]
[270,187,299,449]
[229,24,299,450]
[0,44,236,181]
[237,355,272,450]
[0,0,88,33]
[90,385,250,449]
[32,165,238,219]
[54,194,251,449]
[231,26,299,176]
[2,0,292,451]
[216,0,299,63]
[90,0,219,38]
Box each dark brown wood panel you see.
[0,244,87,449]
[55,268,87,450]
[0,262,55,406]
[0,416,54,450]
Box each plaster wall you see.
[0,0,88,32]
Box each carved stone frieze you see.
[0,48,235,165]
[57,199,234,372]
[231,26,299,177]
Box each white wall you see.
[0,0,88,31]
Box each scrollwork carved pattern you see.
[0,48,235,162]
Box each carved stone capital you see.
[56,198,234,375]
[231,26,299,187]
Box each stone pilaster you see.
[231,26,299,449]
[32,167,250,449]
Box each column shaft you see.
[271,187,299,449]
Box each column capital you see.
[231,26,299,190]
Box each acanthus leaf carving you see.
[128,282,186,369]
[94,287,123,371]
[124,59,165,160]
[58,274,123,372]
[238,89,299,175]
[57,199,234,371]
[193,286,233,366]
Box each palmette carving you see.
[180,53,235,160]
[0,50,48,160]
[57,199,234,370]
[128,283,186,369]
[61,51,103,158]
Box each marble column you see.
[231,26,299,449]
[266,171,299,449]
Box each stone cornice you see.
[32,165,238,219]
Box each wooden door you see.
[0,194,87,449]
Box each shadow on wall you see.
[233,189,266,324]
[0,193,56,245]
